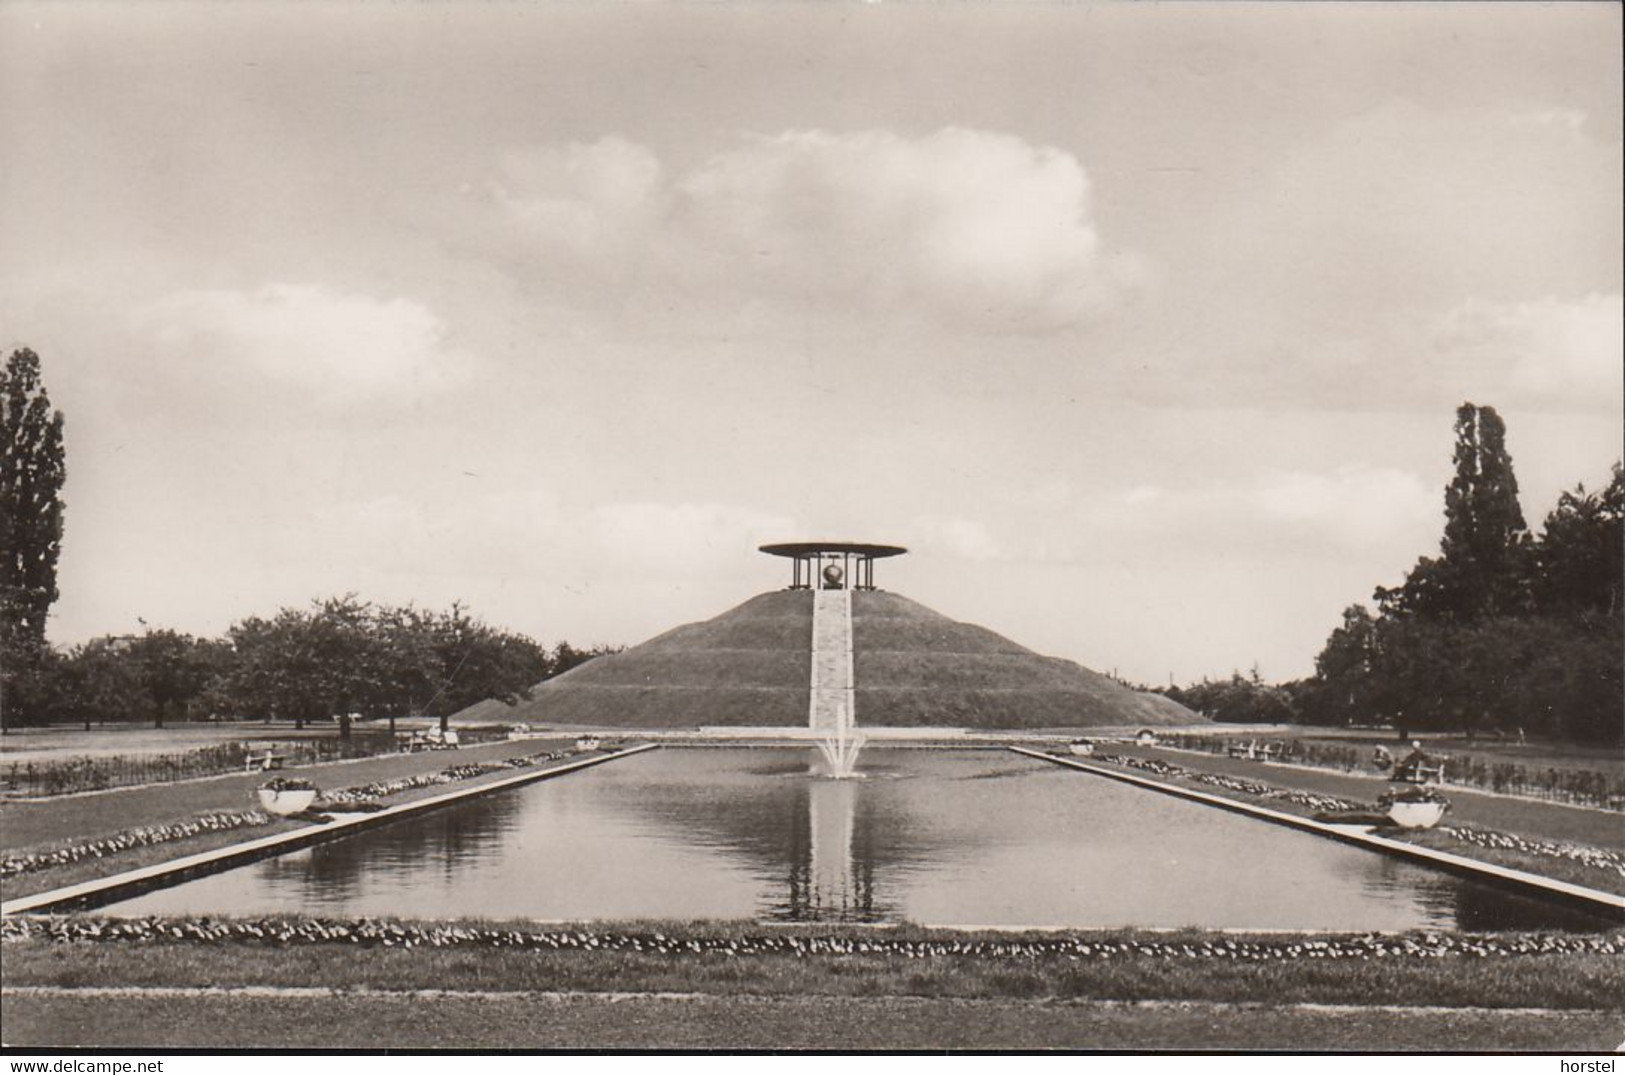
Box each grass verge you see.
[9,990,1622,1050]
[5,919,1623,1011]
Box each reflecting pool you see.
[104,748,1613,930]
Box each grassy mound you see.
[458,591,813,729]
[852,592,1195,728]
[457,589,1199,730]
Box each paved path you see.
[809,588,854,731]
[5,987,1620,1050]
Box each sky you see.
[2,1,1620,685]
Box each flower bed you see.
[0,811,271,879]
[1439,827,1625,879]
[1088,752,1368,815]
[3,914,1618,961]
[319,752,567,806]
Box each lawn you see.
[9,990,1623,1050]
[4,919,1622,1049]
[7,921,1623,1009]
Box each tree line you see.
[4,595,616,733]
[1160,403,1622,744]
[1,346,614,734]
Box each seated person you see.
[1395,741,1433,781]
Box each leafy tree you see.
[1167,673,1297,724]
[210,606,340,726]
[1379,403,1528,621]
[54,637,147,726]
[1530,463,1623,617]
[124,630,230,727]
[551,640,620,678]
[205,597,554,732]
[1,348,67,729]
[0,639,68,728]
[1441,402,1529,617]
[373,603,439,734]
[304,595,391,735]
[1307,406,1620,744]
[419,603,551,728]
[1305,604,1380,725]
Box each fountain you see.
[817,702,865,779]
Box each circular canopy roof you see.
[759,542,908,559]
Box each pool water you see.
[103,747,1612,930]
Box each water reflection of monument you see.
[778,775,883,921]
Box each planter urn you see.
[257,786,318,816]
[1385,799,1447,829]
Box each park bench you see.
[1395,756,1448,784]
[1226,739,1286,761]
[245,752,286,773]
[404,729,460,752]
[1227,740,1286,762]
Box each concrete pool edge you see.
[0,743,660,917]
[1009,745,1625,921]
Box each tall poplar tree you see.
[1439,402,1528,617]
[1,348,68,729]
[1378,402,1528,621]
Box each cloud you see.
[1432,292,1624,408]
[492,137,667,267]
[482,128,1135,333]
[143,284,466,404]
[675,128,1128,330]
